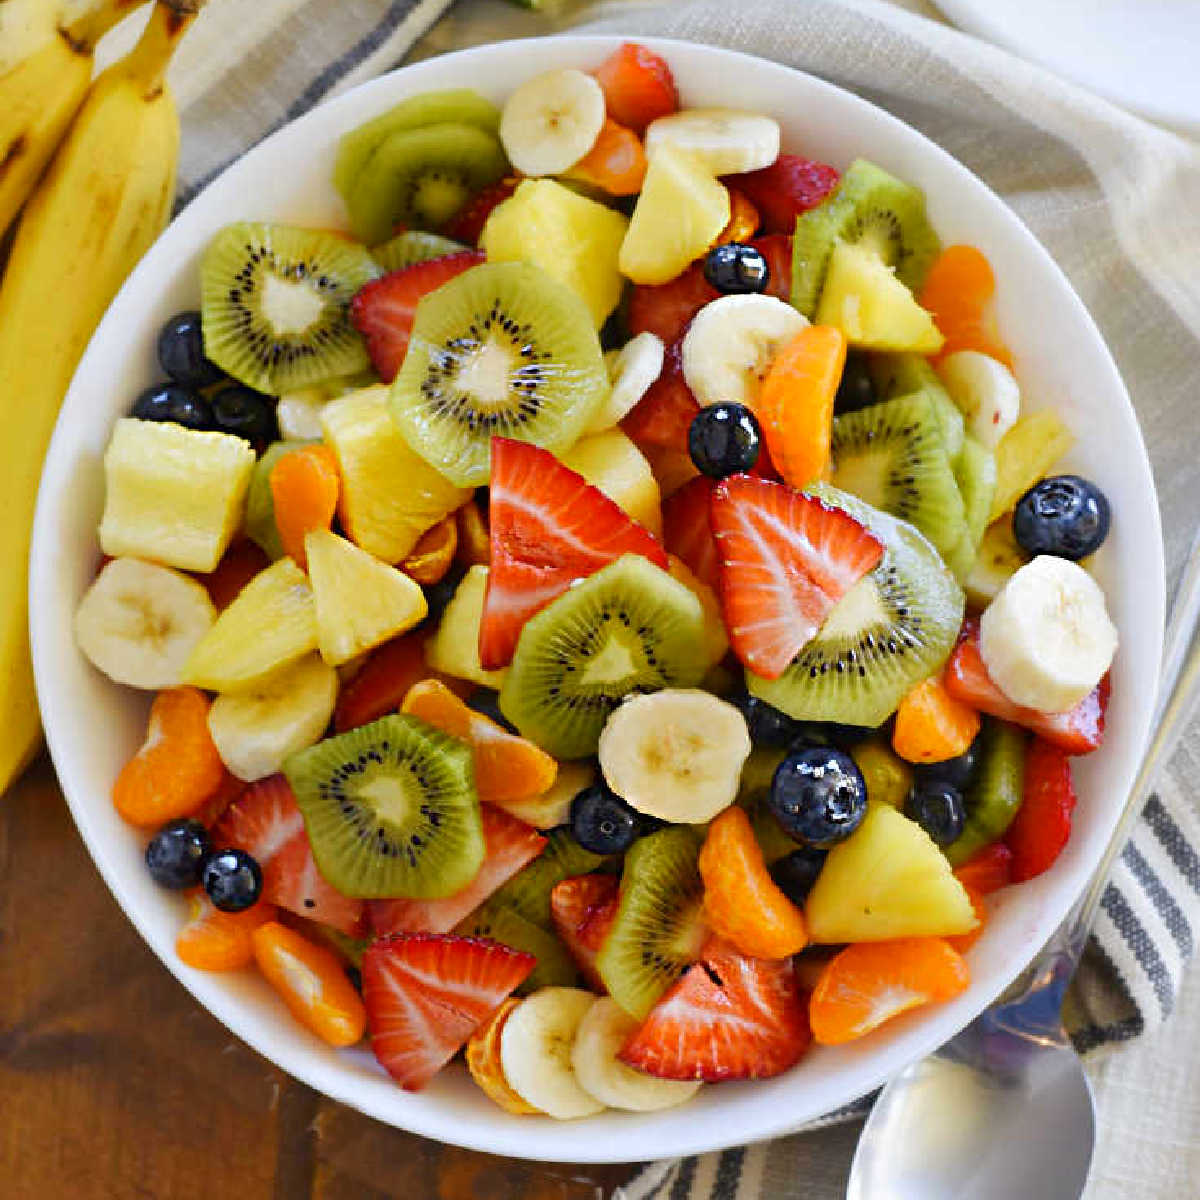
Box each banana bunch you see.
[0,0,205,793]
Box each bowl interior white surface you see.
[30,36,1163,1164]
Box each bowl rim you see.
[29,33,1164,1163]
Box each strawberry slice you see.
[549,874,620,992]
[367,806,546,936]
[619,937,811,1081]
[710,475,885,679]
[1006,738,1078,882]
[334,632,428,733]
[362,933,535,1090]
[944,620,1109,754]
[199,540,269,610]
[350,251,485,382]
[593,42,678,133]
[214,775,364,936]
[620,339,699,451]
[480,437,669,669]
[725,156,840,235]
[445,177,519,245]
[953,842,1014,895]
[662,476,719,591]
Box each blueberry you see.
[210,385,278,448]
[834,352,877,414]
[905,781,966,846]
[145,819,211,889]
[913,732,982,792]
[769,745,867,847]
[1013,475,1111,561]
[688,402,762,478]
[130,382,214,431]
[703,243,769,295]
[769,846,828,904]
[570,784,641,855]
[202,847,263,912]
[467,688,519,734]
[730,691,799,748]
[157,310,224,388]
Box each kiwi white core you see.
[820,576,887,639]
[456,337,519,411]
[356,771,423,828]
[580,635,638,686]
[261,272,325,337]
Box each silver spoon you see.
[847,531,1200,1200]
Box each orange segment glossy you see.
[716,188,761,245]
[946,884,987,955]
[455,499,490,567]
[252,921,367,1047]
[756,325,846,489]
[699,805,808,959]
[465,997,540,1114]
[176,893,277,971]
[568,118,648,196]
[918,244,1013,367]
[402,516,457,585]
[269,444,341,569]
[892,675,981,765]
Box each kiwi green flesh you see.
[346,123,508,245]
[749,483,965,727]
[333,89,502,202]
[244,439,316,561]
[791,159,941,318]
[831,390,968,559]
[954,436,998,553]
[201,222,377,394]
[371,231,468,273]
[947,719,1027,866]
[486,828,609,928]
[596,827,706,1021]
[390,261,608,487]
[282,714,484,900]
[499,555,708,760]
[868,355,967,464]
[456,899,580,993]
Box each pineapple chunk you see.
[560,428,663,538]
[806,804,978,942]
[99,418,255,572]
[850,741,914,810]
[965,518,1030,609]
[481,179,629,329]
[491,759,595,829]
[815,242,945,354]
[321,385,471,563]
[988,409,1074,521]
[619,144,730,286]
[305,528,427,665]
[183,557,317,692]
[424,565,507,689]
[667,555,728,667]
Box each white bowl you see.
[30,35,1163,1164]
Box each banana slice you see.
[979,555,1117,714]
[499,987,605,1120]
[682,294,809,409]
[644,109,780,176]
[937,351,1020,449]
[587,332,665,434]
[499,68,606,177]
[207,652,338,781]
[74,556,216,689]
[276,388,327,440]
[571,996,702,1112]
[597,689,750,824]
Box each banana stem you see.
[114,0,205,97]
[61,0,149,52]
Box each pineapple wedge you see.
[99,418,255,572]
[491,759,596,829]
[815,242,945,354]
[964,518,1030,609]
[321,385,471,563]
[667,555,728,668]
[988,409,1075,522]
[806,804,978,942]
[619,144,730,286]
[424,565,508,689]
[481,179,629,328]
[183,557,317,692]
[560,428,663,538]
[305,528,427,666]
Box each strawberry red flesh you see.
[445,177,519,245]
[620,338,698,451]
[334,633,428,733]
[662,476,720,591]
[619,937,811,1081]
[593,42,678,132]
[710,475,884,680]
[549,873,620,992]
[953,841,1014,895]
[362,933,535,1090]
[350,251,484,383]
[725,156,840,234]
[1006,738,1077,882]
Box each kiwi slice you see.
[868,352,965,463]
[831,390,969,561]
[370,231,468,274]
[948,719,1026,866]
[487,828,609,928]
[456,898,580,993]
[244,439,316,560]
[954,436,998,555]
[390,261,609,487]
[334,89,501,203]
[595,827,706,1021]
[749,483,965,727]
[282,714,484,900]
[346,123,508,245]
[791,159,941,317]
[498,555,708,759]
[201,222,378,395]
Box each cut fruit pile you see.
[76,41,1120,1120]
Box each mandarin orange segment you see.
[918,244,1013,367]
[465,997,540,1114]
[269,444,341,569]
[946,885,987,955]
[252,921,367,1047]
[953,842,1013,895]
[176,893,277,971]
[698,805,808,960]
[112,688,226,827]
[401,678,558,805]
[716,188,761,245]
[401,516,458,586]
[568,118,648,196]
[809,936,970,1045]
[455,499,490,567]
[756,325,846,489]
[892,675,981,765]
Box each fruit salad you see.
[73,43,1119,1116]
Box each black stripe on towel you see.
[713,1148,745,1200]
[1122,841,1194,957]
[1071,1013,1145,1054]
[669,1156,698,1200]
[1143,795,1200,895]
[1100,883,1175,1017]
